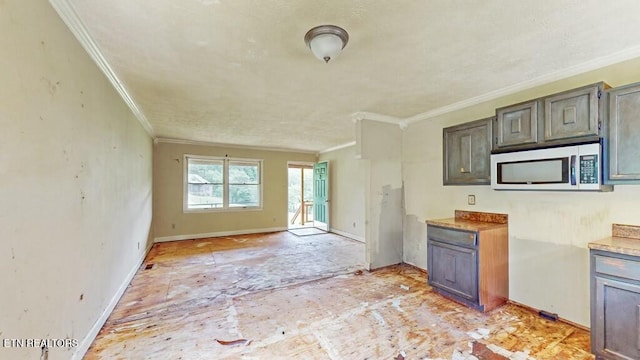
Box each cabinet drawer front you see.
[594,255,640,282]
[427,226,477,247]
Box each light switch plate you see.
[468,195,476,205]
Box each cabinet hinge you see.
[598,90,602,99]
[495,136,498,144]
[598,120,602,131]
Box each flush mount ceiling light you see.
[304,25,349,63]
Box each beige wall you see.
[358,120,404,269]
[320,121,405,270]
[0,1,153,359]
[402,56,640,327]
[319,145,366,241]
[153,141,316,240]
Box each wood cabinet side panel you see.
[478,227,509,312]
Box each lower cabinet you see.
[429,240,478,303]
[591,250,640,359]
[427,224,508,312]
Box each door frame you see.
[287,161,315,229]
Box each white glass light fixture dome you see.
[304,25,349,63]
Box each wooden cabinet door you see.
[544,84,601,141]
[607,83,640,182]
[495,100,538,148]
[443,117,492,185]
[428,240,478,302]
[593,276,640,360]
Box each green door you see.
[313,161,329,230]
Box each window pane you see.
[188,184,224,209]
[185,157,261,211]
[188,159,223,184]
[229,184,260,207]
[229,162,259,185]
[187,158,224,209]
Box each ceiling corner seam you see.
[48,0,155,137]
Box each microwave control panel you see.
[580,155,598,184]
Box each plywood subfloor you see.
[84,232,593,359]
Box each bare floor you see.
[85,232,593,359]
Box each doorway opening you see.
[288,164,314,229]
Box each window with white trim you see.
[184,155,262,211]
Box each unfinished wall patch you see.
[402,214,426,268]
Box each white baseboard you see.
[330,228,365,243]
[154,227,288,243]
[72,247,149,360]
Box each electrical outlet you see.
[468,195,476,205]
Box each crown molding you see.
[351,111,408,130]
[318,141,356,155]
[48,0,154,136]
[154,137,318,154]
[403,45,640,125]
[351,111,403,125]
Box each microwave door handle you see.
[570,155,577,186]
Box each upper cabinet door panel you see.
[495,101,538,148]
[443,117,493,185]
[544,85,601,141]
[608,82,640,182]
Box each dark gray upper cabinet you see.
[606,82,640,183]
[544,83,603,141]
[495,100,539,148]
[492,82,607,152]
[443,117,493,185]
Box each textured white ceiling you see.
[65,0,640,152]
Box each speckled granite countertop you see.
[426,210,508,232]
[589,224,640,256]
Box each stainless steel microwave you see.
[490,142,613,191]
